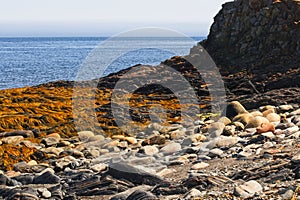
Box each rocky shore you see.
[1,102,300,199]
[0,0,299,199]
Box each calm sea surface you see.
[0,37,204,89]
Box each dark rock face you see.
[190,0,300,108]
[197,0,300,74]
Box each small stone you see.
[245,116,269,129]
[91,163,107,172]
[284,126,299,134]
[261,132,276,140]
[289,131,300,139]
[170,130,186,139]
[263,141,274,148]
[184,188,202,199]
[1,136,24,145]
[43,147,64,156]
[257,122,275,134]
[42,137,60,147]
[233,121,245,131]
[141,146,159,156]
[208,148,224,158]
[33,170,60,184]
[181,134,206,146]
[118,141,128,149]
[292,153,300,164]
[260,105,275,112]
[125,137,138,144]
[42,190,52,198]
[215,136,239,148]
[46,133,61,139]
[238,150,252,158]
[87,135,105,142]
[218,117,231,126]
[160,142,181,155]
[208,122,225,138]
[234,180,263,198]
[266,113,281,123]
[224,101,248,119]
[250,111,263,117]
[281,189,294,200]
[156,168,175,177]
[77,131,95,141]
[142,135,166,146]
[191,162,210,170]
[278,105,293,112]
[27,160,38,166]
[223,125,236,136]
[233,113,254,126]
[291,109,300,115]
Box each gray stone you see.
[106,161,163,186]
[208,122,225,138]
[292,153,300,164]
[261,132,276,140]
[234,180,263,198]
[42,137,60,147]
[160,142,181,155]
[33,170,60,184]
[215,136,239,148]
[1,136,24,145]
[281,189,294,200]
[183,188,202,199]
[208,148,224,158]
[278,105,293,112]
[141,146,159,156]
[77,131,95,141]
[191,162,210,170]
[223,125,236,136]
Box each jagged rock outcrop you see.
[193,0,300,74]
[190,0,300,108]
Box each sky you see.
[0,0,229,37]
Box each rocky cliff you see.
[197,0,300,74]
[191,0,300,108]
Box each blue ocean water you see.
[0,37,204,89]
